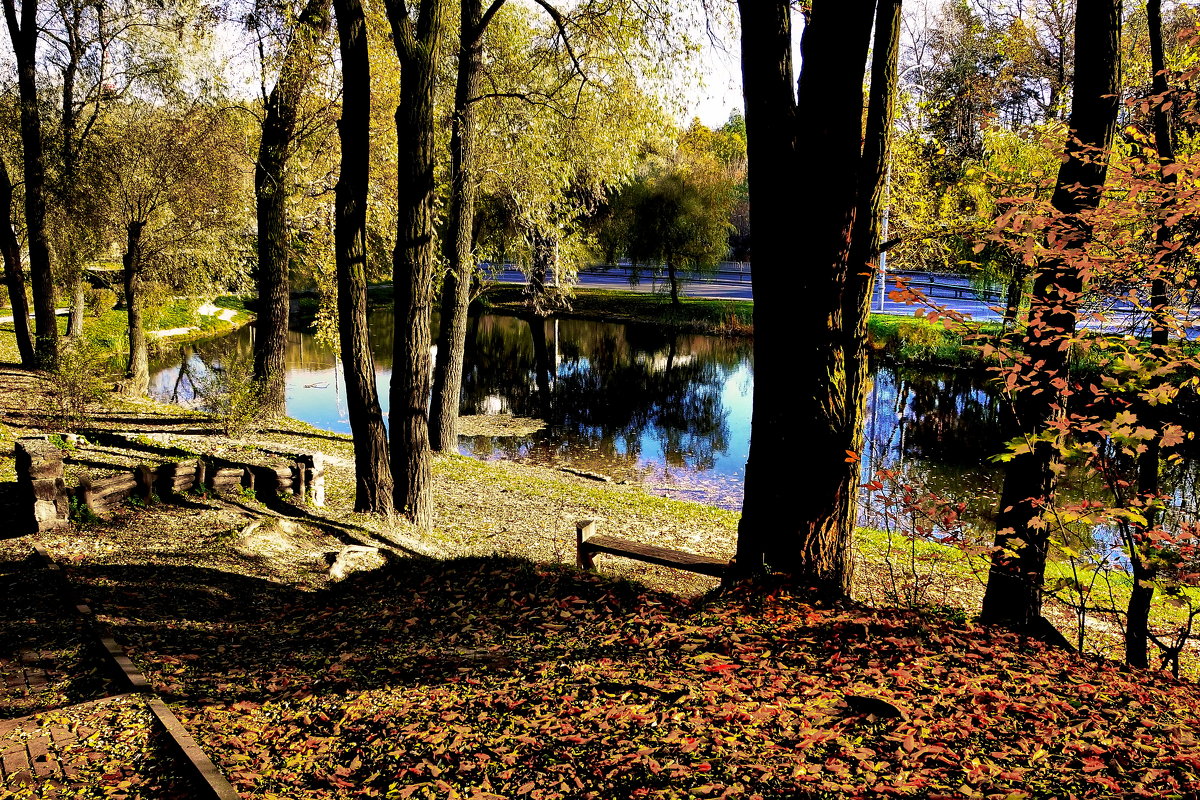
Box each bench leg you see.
[576,520,597,569]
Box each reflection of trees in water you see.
[893,368,1006,465]
[153,327,258,406]
[459,315,739,474]
[860,366,1009,531]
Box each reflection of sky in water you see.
[149,313,1011,512]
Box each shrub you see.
[43,338,110,432]
[85,287,119,318]
[193,349,266,439]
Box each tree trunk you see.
[123,221,148,397]
[67,280,85,337]
[253,0,332,417]
[0,156,35,366]
[734,0,875,597]
[525,228,558,315]
[334,0,393,513]
[1003,269,1024,331]
[844,0,902,534]
[980,0,1121,632]
[1125,0,1175,669]
[429,0,487,452]
[666,259,680,306]
[386,0,444,529]
[4,0,58,369]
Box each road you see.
[490,266,1005,320]
[493,266,1198,336]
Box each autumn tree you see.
[979,0,1122,635]
[0,154,34,365]
[427,0,676,451]
[604,125,737,306]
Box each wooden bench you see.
[575,520,730,579]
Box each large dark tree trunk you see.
[123,221,148,396]
[385,0,444,529]
[0,157,35,366]
[4,0,58,369]
[253,0,332,417]
[980,0,1121,632]
[429,0,489,452]
[734,0,875,596]
[1126,0,1175,669]
[334,0,393,512]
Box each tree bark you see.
[67,281,85,337]
[1125,0,1175,669]
[123,221,148,396]
[980,0,1121,632]
[4,0,58,369]
[844,0,902,535]
[0,157,35,366]
[334,0,393,513]
[666,259,680,306]
[734,0,875,597]
[253,0,332,417]
[429,0,488,452]
[524,227,559,315]
[385,0,444,529]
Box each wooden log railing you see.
[575,520,730,579]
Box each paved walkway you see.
[0,699,93,788]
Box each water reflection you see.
[149,311,1011,512]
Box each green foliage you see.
[85,287,119,318]
[42,338,110,432]
[193,350,266,439]
[601,120,740,295]
[67,494,101,527]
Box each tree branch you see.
[530,0,585,83]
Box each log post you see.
[291,459,306,499]
[15,438,69,532]
[301,452,326,507]
[76,473,98,515]
[576,519,598,570]
[134,464,154,503]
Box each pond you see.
[148,310,1014,520]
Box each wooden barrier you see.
[576,519,729,579]
[14,436,329,525]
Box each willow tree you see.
[734,0,901,594]
[94,105,245,396]
[252,0,334,417]
[427,0,679,450]
[383,0,444,528]
[979,0,1122,634]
